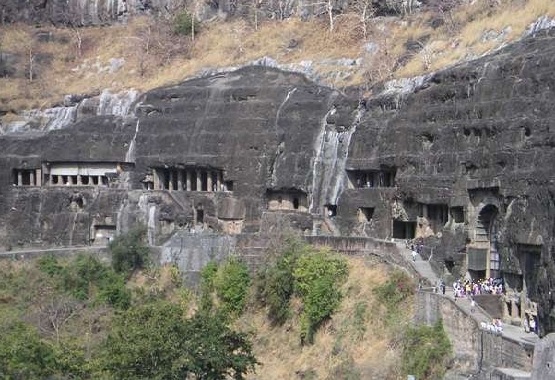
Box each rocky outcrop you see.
[0,0,413,26]
[1,27,555,344]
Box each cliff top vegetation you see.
[0,0,553,119]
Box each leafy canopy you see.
[109,226,150,275]
[100,301,257,379]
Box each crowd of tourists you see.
[452,278,504,299]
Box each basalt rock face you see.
[0,0,167,25]
[1,31,555,336]
[346,28,555,335]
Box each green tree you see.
[109,226,150,275]
[293,249,348,344]
[401,321,452,379]
[213,258,251,316]
[0,320,57,379]
[100,301,257,379]
[174,10,195,36]
[61,255,131,309]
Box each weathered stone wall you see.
[1,31,555,336]
[415,291,534,377]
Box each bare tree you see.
[38,295,79,344]
[352,0,375,39]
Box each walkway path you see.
[0,245,106,259]
[395,242,539,347]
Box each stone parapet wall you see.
[415,291,534,377]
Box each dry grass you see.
[1,0,555,113]
[238,258,410,380]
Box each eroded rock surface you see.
[1,29,555,342]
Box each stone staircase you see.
[396,242,440,287]
[396,241,535,379]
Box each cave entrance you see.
[196,208,204,225]
[476,205,500,279]
[392,220,416,239]
[324,204,337,218]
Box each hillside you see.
[0,239,446,379]
[1,0,554,121]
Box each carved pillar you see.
[29,170,35,186]
[17,171,22,186]
[36,169,42,187]
[196,169,202,191]
[57,175,63,186]
[168,170,174,191]
[186,170,192,191]
[216,171,222,191]
[77,175,82,185]
[207,171,213,192]
[177,170,184,191]
[153,169,160,190]
[98,175,103,186]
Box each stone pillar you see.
[186,170,192,191]
[168,170,174,191]
[57,175,63,186]
[48,174,53,186]
[177,170,184,191]
[77,175,82,185]
[98,176,103,186]
[207,171,213,192]
[196,169,202,191]
[153,169,160,190]
[29,170,35,186]
[17,171,22,186]
[216,171,222,191]
[36,169,42,187]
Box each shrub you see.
[199,260,219,312]
[401,321,452,379]
[174,10,195,36]
[213,258,251,317]
[61,255,131,309]
[37,254,63,276]
[100,301,257,379]
[294,249,348,344]
[256,245,298,325]
[373,269,414,310]
[0,320,57,379]
[109,226,150,275]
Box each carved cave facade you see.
[2,31,555,335]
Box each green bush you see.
[100,302,257,379]
[109,226,150,275]
[37,254,63,276]
[401,321,452,379]
[213,258,251,317]
[60,255,131,309]
[174,10,195,36]
[373,269,414,311]
[199,260,219,313]
[0,320,57,379]
[256,244,298,325]
[294,250,348,344]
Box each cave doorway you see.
[392,220,416,239]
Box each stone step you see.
[491,367,531,380]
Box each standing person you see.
[470,297,476,313]
[412,249,417,262]
[530,316,537,334]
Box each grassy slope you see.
[0,0,554,119]
[239,258,411,379]
[0,255,412,379]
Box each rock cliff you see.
[1,27,555,340]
